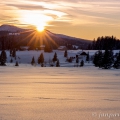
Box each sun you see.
[37,25,44,32]
[20,11,53,32]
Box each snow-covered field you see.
[0,66,120,120]
[0,50,120,120]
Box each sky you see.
[0,0,120,40]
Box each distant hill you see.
[0,24,91,50]
[46,30,90,43]
[0,24,25,32]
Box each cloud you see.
[1,0,120,28]
[6,4,45,10]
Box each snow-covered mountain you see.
[0,24,25,32]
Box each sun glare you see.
[21,11,53,31]
[37,25,44,32]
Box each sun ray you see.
[15,30,36,47]
[20,31,36,45]
[15,27,66,50]
[27,32,38,46]
[45,30,65,46]
[44,31,58,48]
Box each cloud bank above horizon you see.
[1,0,120,39]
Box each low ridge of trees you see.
[44,45,53,52]
[88,36,120,50]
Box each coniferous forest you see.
[88,36,120,50]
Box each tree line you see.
[88,36,120,50]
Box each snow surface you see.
[0,50,120,120]
[0,66,120,120]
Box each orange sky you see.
[0,0,120,40]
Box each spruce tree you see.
[80,60,84,67]
[38,53,44,64]
[64,50,68,57]
[97,51,103,68]
[56,59,60,67]
[76,58,79,63]
[15,61,19,66]
[93,52,99,67]
[86,52,90,62]
[113,51,120,69]
[0,50,7,66]
[102,50,114,69]
[53,52,57,62]
[93,50,103,67]
[31,56,35,65]
[41,63,44,67]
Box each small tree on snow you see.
[76,57,79,63]
[38,53,44,64]
[80,60,84,67]
[86,52,90,62]
[31,56,35,65]
[0,50,7,66]
[41,63,44,67]
[53,52,57,62]
[15,61,19,66]
[64,50,68,57]
[56,59,60,67]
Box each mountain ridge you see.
[0,24,90,42]
[0,24,91,50]
[0,24,25,32]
